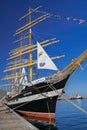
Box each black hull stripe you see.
[8,96,58,113]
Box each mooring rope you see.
[46,101,52,130]
[65,98,87,115]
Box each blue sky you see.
[0,0,87,95]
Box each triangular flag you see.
[37,41,58,70]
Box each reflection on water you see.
[76,99,82,106]
[28,119,58,130]
[23,116,58,130]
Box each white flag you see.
[37,41,58,70]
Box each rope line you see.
[46,102,51,130]
[65,98,87,115]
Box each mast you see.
[13,6,51,83]
[29,8,33,82]
[2,6,65,91]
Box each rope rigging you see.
[66,98,87,115]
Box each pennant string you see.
[37,10,86,24]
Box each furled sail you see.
[14,72,19,87]
[20,67,28,87]
[37,41,58,70]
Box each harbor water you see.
[56,99,87,130]
[29,99,87,130]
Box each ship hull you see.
[8,95,58,124]
[14,96,57,124]
[7,75,70,123]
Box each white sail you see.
[14,72,19,87]
[37,41,58,70]
[20,67,28,86]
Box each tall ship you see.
[2,6,87,123]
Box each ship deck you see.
[0,100,39,130]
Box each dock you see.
[0,101,39,130]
